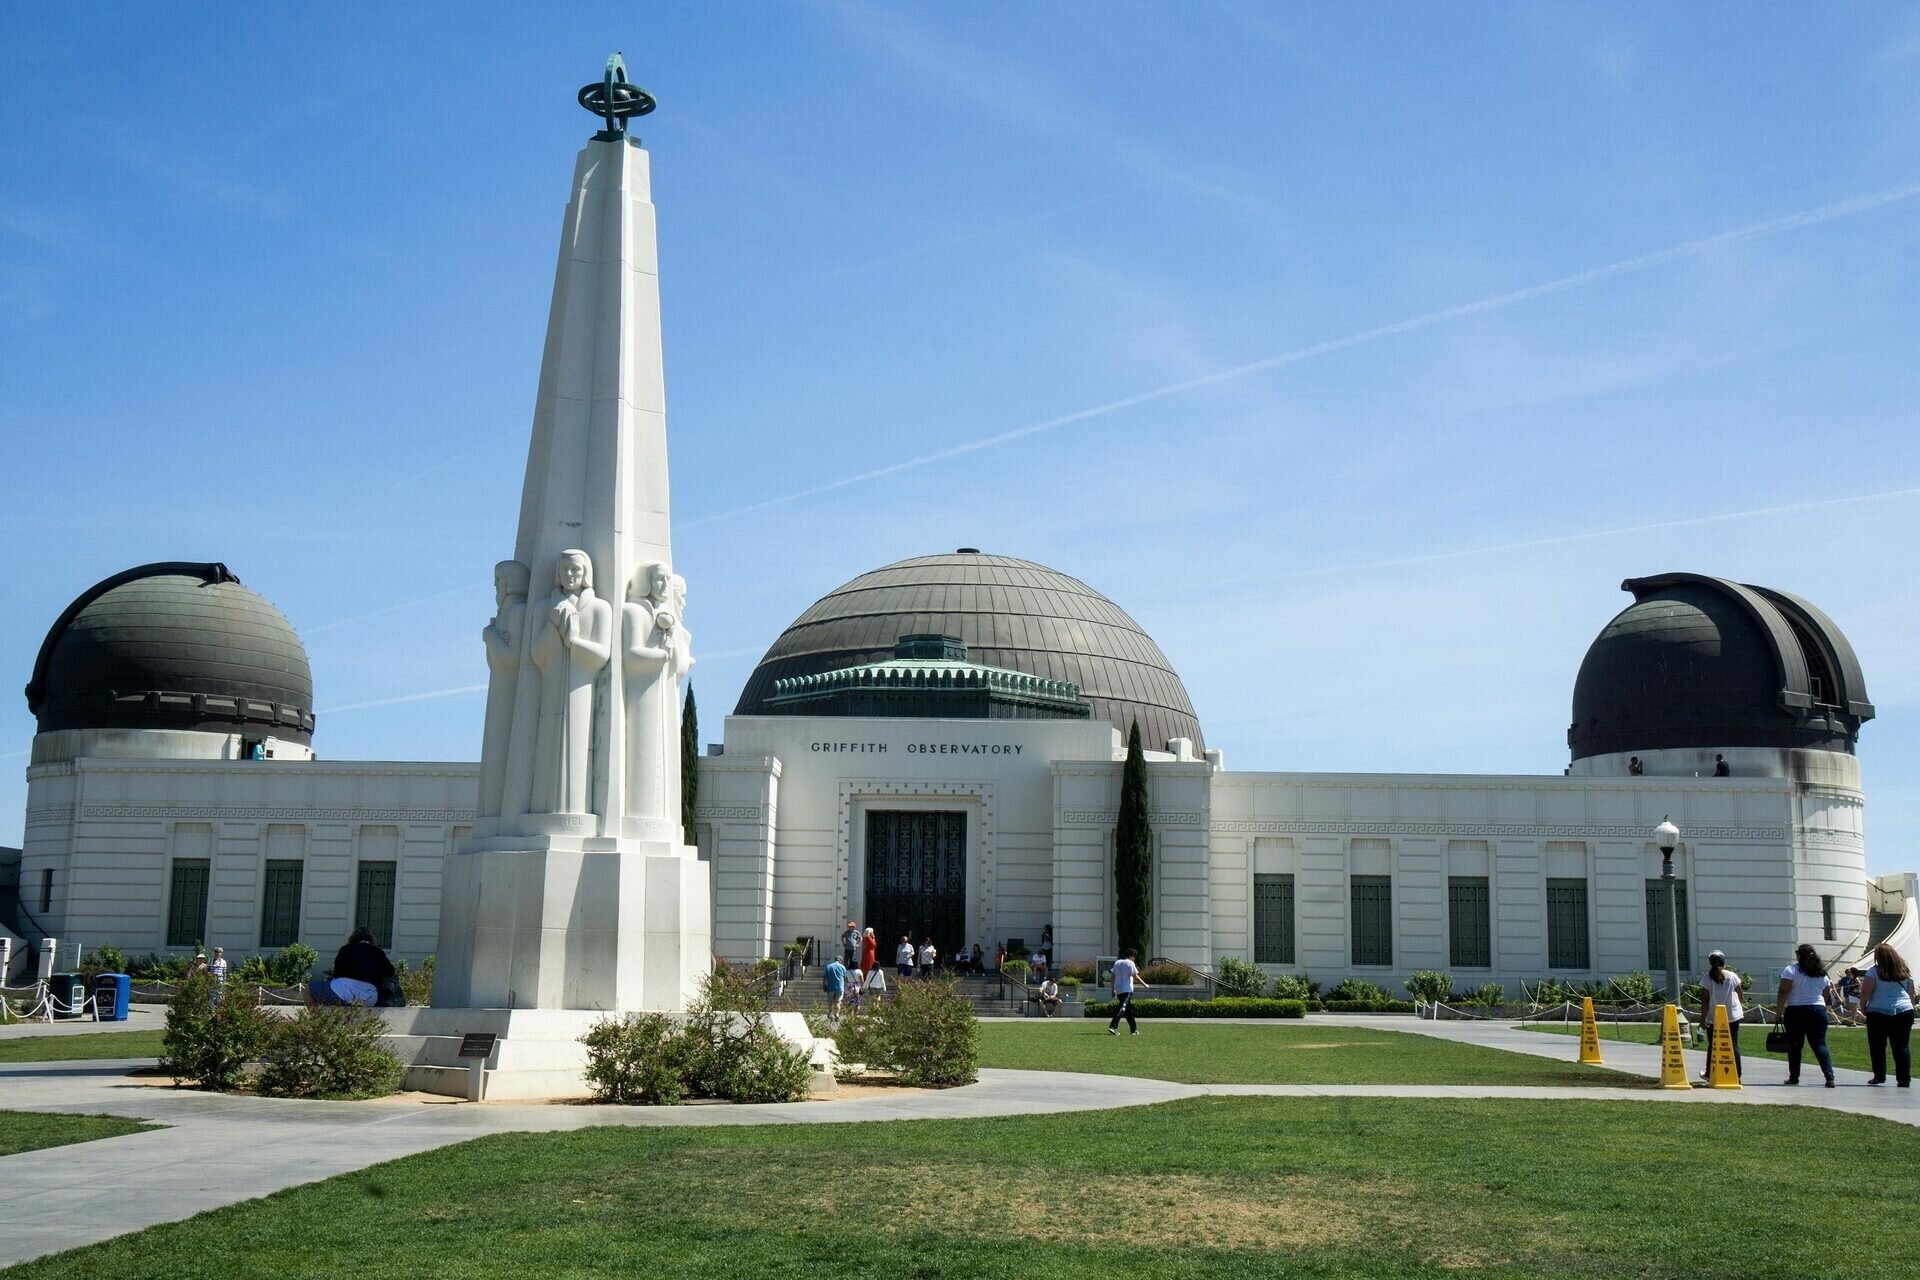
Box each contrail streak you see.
[1199,485,1920,591]
[303,585,483,636]
[319,684,489,715]
[681,179,1920,530]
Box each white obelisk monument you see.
[432,56,709,1015]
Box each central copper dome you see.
[734,551,1203,750]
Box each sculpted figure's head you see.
[630,562,671,604]
[555,549,593,593]
[494,559,531,606]
[667,573,688,614]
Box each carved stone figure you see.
[529,549,613,815]
[622,564,693,827]
[477,560,531,817]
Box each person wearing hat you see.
[1697,950,1745,1079]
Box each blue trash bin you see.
[93,973,131,1022]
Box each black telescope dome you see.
[26,562,315,743]
[1569,573,1872,761]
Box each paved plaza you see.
[1,1012,1915,1268]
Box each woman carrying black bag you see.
[1773,943,1839,1088]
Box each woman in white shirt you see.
[1696,950,1745,1080]
[1773,943,1838,1088]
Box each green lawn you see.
[0,1030,165,1063]
[0,1110,157,1158]
[1523,1022,1879,1075]
[10,1097,1913,1279]
[979,1019,1646,1086]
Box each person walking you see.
[895,935,916,980]
[1774,943,1838,1087]
[859,926,878,978]
[840,920,861,970]
[1859,942,1915,1087]
[823,955,849,1025]
[1697,950,1745,1080]
[1107,948,1149,1036]
[917,937,938,978]
[208,946,229,1006]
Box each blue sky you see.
[3,5,1917,874]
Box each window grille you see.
[166,860,210,948]
[1253,874,1295,964]
[354,862,398,949]
[1448,876,1490,968]
[1350,875,1392,966]
[260,861,305,948]
[1546,878,1591,970]
[1644,879,1691,970]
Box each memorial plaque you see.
[457,1032,498,1060]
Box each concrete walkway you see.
[1,1014,1915,1269]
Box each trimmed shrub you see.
[583,1012,686,1104]
[1404,970,1453,1003]
[1058,960,1097,983]
[1269,973,1318,1001]
[1214,956,1265,997]
[1328,978,1393,1005]
[1139,961,1195,986]
[1599,970,1661,1006]
[1083,997,1306,1019]
[1320,998,1417,1014]
[1463,981,1507,1006]
[80,944,129,985]
[874,975,978,1086]
[999,958,1030,985]
[396,956,435,1006]
[255,1006,406,1099]
[580,967,816,1105]
[161,975,274,1090]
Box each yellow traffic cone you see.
[1659,1003,1691,1089]
[1578,995,1603,1064]
[1707,1004,1742,1089]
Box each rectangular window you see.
[166,860,210,948]
[1447,876,1491,968]
[1546,878,1591,970]
[1253,874,1295,964]
[354,861,398,949]
[1350,875,1392,967]
[1822,895,1836,942]
[1645,879,1691,971]
[39,867,53,914]
[259,860,304,948]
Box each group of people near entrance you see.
[1698,941,1914,1087]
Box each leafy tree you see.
[681,684,699,847]
[1114,720,1152,957]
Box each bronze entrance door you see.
[864,810,966,963]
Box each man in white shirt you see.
[1107,948,1148,1036]
[1037,976,1062,1017]
[917,939,938,978]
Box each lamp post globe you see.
[1656,817,1682,1005]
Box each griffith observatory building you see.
[12,553,1914,995]
[7,78,1916,999]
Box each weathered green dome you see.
[736,551,1203,750]
[27,562,315,743]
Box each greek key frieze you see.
[1207,819,1782,840]
[78,805,475,823]
[1061,811,1203,826]
[695,806,764,820]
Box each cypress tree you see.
[680,684,700,847]
[1114,719,1152,956]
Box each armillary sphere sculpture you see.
[578,53,656,136]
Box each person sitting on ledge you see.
[1036,976,1062,1017]
[305,927,396,1009]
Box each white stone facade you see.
[14,710,1879,996]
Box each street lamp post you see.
[1656,817,1681,1006]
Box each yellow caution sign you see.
[1707,1004,1742,1090]
[1578,996,1603,1064]
[1659,1003,1691,1089]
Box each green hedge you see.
[1319,999,1417,1014]
[1081,997,1306,1019]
